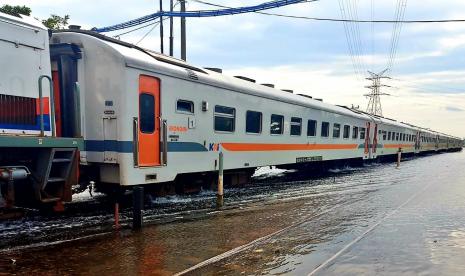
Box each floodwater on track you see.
[1,151,465,275]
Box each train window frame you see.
[270,114,284,135]
[321,122,330,138]
[343,125,350,139]
[214,105,236,133]
[245,110,262,135]
[290,117,302,136]
[352,126,359,139]
[360,127,366,140]
[139,93,156,134]
[333,123,341,138]
[307,119,317,137]
[176,99,194,114]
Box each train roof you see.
[0,11,47,30]
[52,30,461,139]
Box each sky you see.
[3,0,465,137]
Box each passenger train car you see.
[0,13,462,207]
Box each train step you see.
[34,148,77,204]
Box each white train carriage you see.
[0,12,53,136]
[49,30,462,190]
[0,13,83,208]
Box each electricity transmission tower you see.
[364,69,391,116]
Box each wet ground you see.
[1,150,465,275]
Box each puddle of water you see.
[1,151,464,275]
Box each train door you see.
[137,75,161,167]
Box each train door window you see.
[321,122,330,137]
[270,114,284,135]
[246,110,262,134]
[352,126,359,139]
[290,117,302,136]
[307,120,317,137]
[177,100,194,114]
[343,125,350,139]
[214,105,235,132]
[333,123,341,138]
[139,93,155,133]
[360,128,366,140]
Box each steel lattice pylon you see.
[364,69,391,116]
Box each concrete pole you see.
[397,148,402,168]
[180,0,187,61]
[169,0,174,56]
[114,202,120,229]
[132,186,144,229]
[217,151,224,207]
[159,0,164,54]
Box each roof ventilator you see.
[234,76,256,83]
[204,67,222,73]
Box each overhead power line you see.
[93,0,312,32]
[191,0,465,24]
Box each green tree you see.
[0,4,69,30]
[0,4,31,17]
[42,14,70,29]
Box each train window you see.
[360,128,366,139]
[176,100,194,113]
[396,133,400,141]
[343,125,350,139]
[270,114,284,135]
[382,131,387,140]
[333,123,341,138]
[139,93,155,133]
[246,111,262,134]
[321,122,330,137]
[307,120,317,137]
[290,117,302,136]
[214,105,235,132]
[352,126,359,139]
[388,132,391,140]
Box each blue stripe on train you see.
[0,115,51,131]
[84,140,207,153]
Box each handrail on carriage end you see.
[38,75,56,137]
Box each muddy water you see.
[1,151,465,275]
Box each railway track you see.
[0,162,379,251]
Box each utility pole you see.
[180,0,187,61]
[364,69,391,116]
[169,0,174,56]
[159,0,164,54]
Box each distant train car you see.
[49,30,462,192]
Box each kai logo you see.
[209,143,220,151]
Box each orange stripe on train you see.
[221,143,358,152]
[383,144,414,149]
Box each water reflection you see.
[1,151,464,275]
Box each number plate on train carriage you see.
[296,156,323,163]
